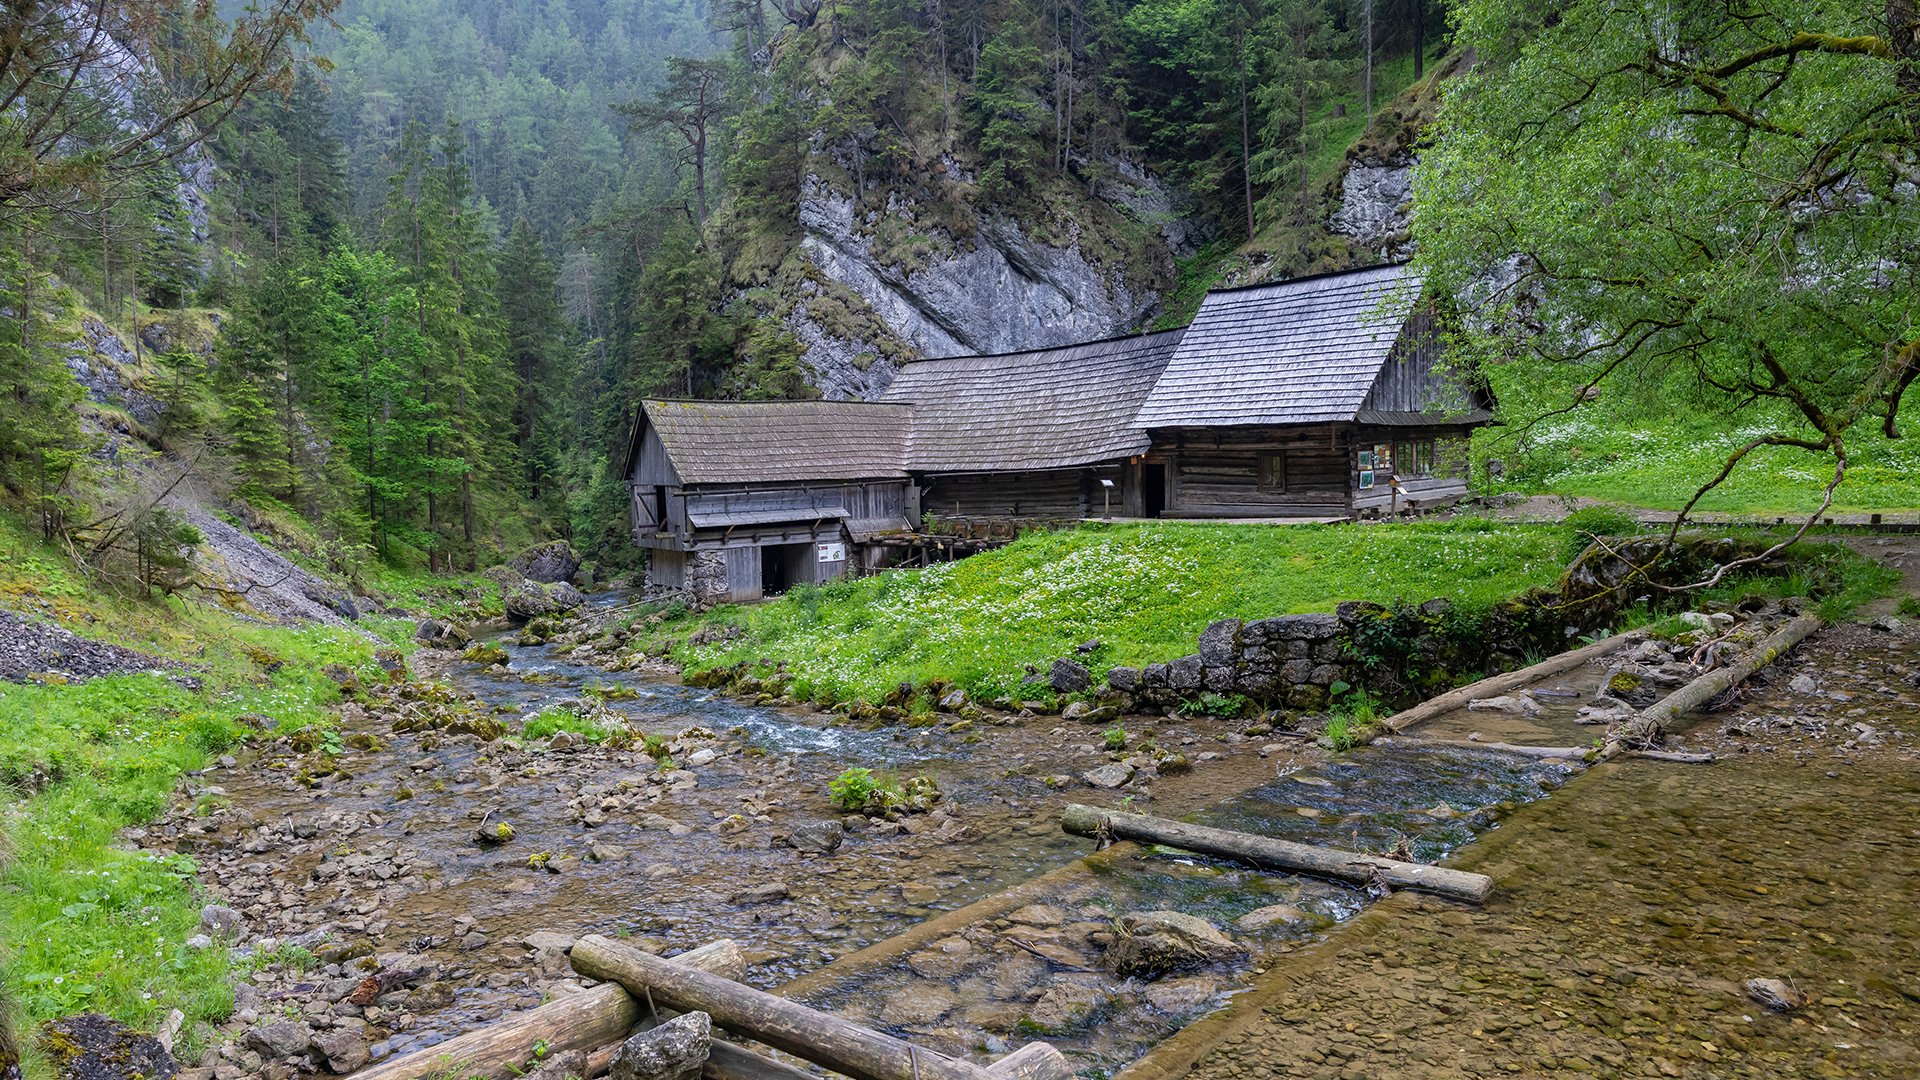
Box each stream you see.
[185,593,1605,1075]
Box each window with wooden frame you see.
[1257,451,1287,493]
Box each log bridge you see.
[1060,803,1495,905]
[355,935,1073,1080]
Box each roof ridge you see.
[900,324,1188,365]
[1195,260,1414,299]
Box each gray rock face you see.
[791,176,1159,400]
[610,1011,711,1080]
[1329,158,1415,258]
[510,541,581,584]
[1106,911,1245,979]
[525,1049,593,1079]
[64,317,166,428]
[36,1013,177,1080]
[1089,153,1214,255]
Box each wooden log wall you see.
[1153,425,1350,517]
[921,467,1118,522]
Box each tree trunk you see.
[571,936,1068,1080]
[1377,632,1638,736]
[1059,804,1495,903]
[353,940,744,1080]
[1412,0,1424,79]
[1600,613,1822,760]
[1239,38,1254,237]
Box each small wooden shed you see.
[879,328,1186,524]
[623,400,916,603]
[1133,264,1491,517]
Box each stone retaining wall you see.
[1107,612,1353,710]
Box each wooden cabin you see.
[625,264,1491,602]
[1133,264,1491,518]
[623,400,915,603]
[878,328,1186,525]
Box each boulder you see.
[1106,911,1245,979]
[1745,977,1806,1012]
[1106,666,1142,692]
[511,541,582,584]
[413,619,470,648]
[36,1014,177,1080]
[1082,763,1136,789]
[1467,694,1541,717]
[609,1011,711,1080]
[1235,903,1315,931]
[505,581,586,623]
[1168,655,1204,690]
[1049,658,1093,694]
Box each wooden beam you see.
[354,940,744,1080]
[1059,804,1494,905]
[573,935,993,1080]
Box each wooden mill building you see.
[626,263,1491,603]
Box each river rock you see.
[1082,763,1135,789]
[730,882,790,904]
[312,1029,369,1074]
[1050,658,1093,694]
[525,1049,592,1080]
[780,820,845,854]
[37,1013,177,1080]
[879,983,958,1025]
[1021,977,1109,1033]
[1745,977,1806,1012]
[198,903,243,939]
[1788,674,1818,695]
[511,541,581,584]
[1106,911,1245,978]
[1466,694,1541,717]
[1235,903,1314,931]
[609,1011,710,1080]
[243,1019,314,1059]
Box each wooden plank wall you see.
[648,549,687,589]
[1153,426,1351,517]
[1349,427,1474,512]
[724,547,762,602]
[922,467,1121,521]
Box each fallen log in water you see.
[1600,612,1822,761]
[355,939,743,1080]
[1059,804,1494,905]
[572,934,1073,1080]
[1377,632,1640,736]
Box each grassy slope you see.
[1476,411,1920,515]
[0,510,432,1066]
[668,520,1572,705]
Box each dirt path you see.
[1142,623,1920,1080]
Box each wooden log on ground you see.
[572,934,1007,1080]
[982,1041,1074,1080]
[1059,804,1494,905]
[354,939,742,1080]
[1600,613,1822,761]
[1377,632,1640,735]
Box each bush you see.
[827,767,939,815]
[1103,726,1129,751]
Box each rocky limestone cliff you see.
[788,175,1164,398]
[1329,157,1414,260]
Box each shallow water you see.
[1180,622,1920,1079]
[194,599,1646,1071]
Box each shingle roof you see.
[880,328,1186,473]
[639,400,912,483]
[1135,264,1422,428]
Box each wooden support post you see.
[1060,803,1494,905]
[353,939,743,1080]
[573,934,1050,1080]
